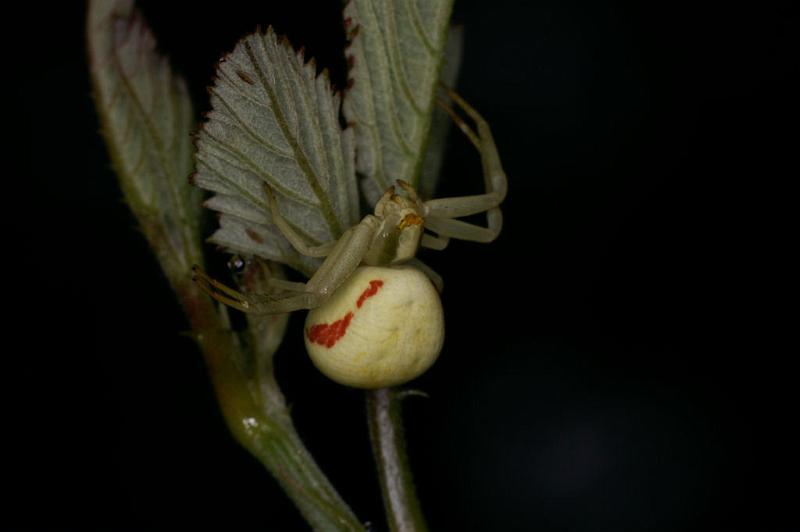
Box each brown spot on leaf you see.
[236,69,255,85]
[245,228,265,244]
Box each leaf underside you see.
[87,0,201,273]
[343,0,455,204]
[194,29,360,276]
[419,24,464,200]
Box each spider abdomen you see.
[304,265,444,389]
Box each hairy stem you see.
[179,279,363,531]
[367,388,428,532]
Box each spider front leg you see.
[265,185,336,258]
[193,217,380,314]
[424,87,508,243]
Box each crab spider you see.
[194,88,507,388]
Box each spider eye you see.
[227,254,247,273]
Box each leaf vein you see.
[245,36,342,237]
[201,130,315,207]
[218,67,274,112]
[404,0,437,54]
[212,89,294,159]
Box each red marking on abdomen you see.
[357,280,384,308]
[307,311,353,348]
[306,279,385,349]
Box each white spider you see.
[194,88,507,388]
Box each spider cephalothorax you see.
[194,89,506,388]
[363,183,425,267]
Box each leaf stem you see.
[367,388,428,532]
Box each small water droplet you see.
[227,254,247,273]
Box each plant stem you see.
[367,388,428,532]
[179,280,363,531]
[244,415,363,531]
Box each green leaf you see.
[194,29,360,277]
[89,7,363,529]
[87,0,202,278]
[342,0,455,203]
[418,25,464,199]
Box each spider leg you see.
[423,87,507,242]
[249,217,378,313]
[436,95,480,149]
[396,179,422,205]
[266,278,308,293]
[425,214,502,243]
[305,216,379,296]
[421,232,449,251]
[192,265,262,313]
[264,185,336,258]
[192,216,380,315]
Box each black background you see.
[9,1,797,530]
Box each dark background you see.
[9,1,797,530]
